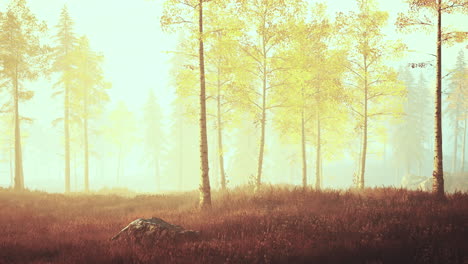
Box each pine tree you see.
[0,0,50,190]
[104,101,136,187]
[53,5,76,193]
[164,96,200,191]
[143,89,164,191]
[69,36,110,192]
[447,50,467,173]
[393,68,429,176]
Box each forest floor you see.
[0,186,467,264]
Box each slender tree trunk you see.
[13,67,24,191]
[320,156,323,187]
[9,138,13,187]
[359,58,368,190]
[316,111,321,191]
[256,86,266,189]
[433,1,444,197]
[198,0,211,209]
[65,81,71,193]
[83,116,89,192]
[315,85,321,191]
[217,69,226,190]
[178,118,183,190]
[452,106,459,173]
[211,134,219,188]
[256,25,269,191]
[461,118,466,172]
[81,60,90,192]
[73,152,77,191]
[360,121,367,190]
[256,56,267,190]
[301,105,307,189]
[355,133,362,187]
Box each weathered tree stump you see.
[111,217,199,245]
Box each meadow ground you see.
[0,186,467,264]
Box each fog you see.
[0,0,466,193]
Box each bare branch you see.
[246,96,262,110]
[345,65,365,80]
[441,1,468,12]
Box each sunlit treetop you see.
[396,0,468,44]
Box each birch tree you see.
[169,3,242,191]
[273,4,348,189]
[396,0,468,197]
[236,0,303,190]
[339,0,405,189]
[161,0,212,208]
[204,4,244,191]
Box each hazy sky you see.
[1,0,464,114]
[0,0,466,191]
[0,0,468,110]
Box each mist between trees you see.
[0,0,466,200]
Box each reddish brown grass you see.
[0,186,467,263]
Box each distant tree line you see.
[0,0,466,208]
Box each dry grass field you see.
[0,186,467,264]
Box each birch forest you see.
[0,0,467,263]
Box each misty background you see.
[0,0,466,193]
